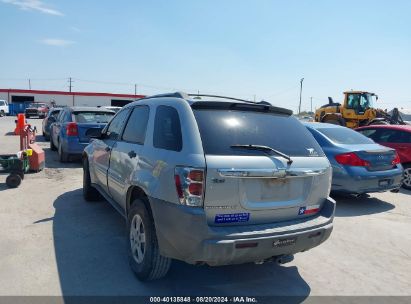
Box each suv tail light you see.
[66,122,79,136]
[174,167,205,207]
[392,152,401,165]
[335,152,370,167]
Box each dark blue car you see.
[305,123,403,195]
[50,107,115,162]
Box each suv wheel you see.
[0,110,4,117]
[128,200,171,281]
[82,158,101,201]
[58,141,69,163]
[402,164,411,190]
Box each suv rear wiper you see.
[230,144,293,165]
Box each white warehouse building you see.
[0,89,144,114]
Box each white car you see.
[0,100,9,117]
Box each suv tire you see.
[402,164,411,190]
[127,200,171,281]
[50,138,57,151]
[0,110,4,117]
[83,158,101,201]
[58,141,69,162]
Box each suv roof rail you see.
[138,92,276,107]
[140,92,190,101]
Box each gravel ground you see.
[0,116,410,300]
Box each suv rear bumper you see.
[149,197,335,266]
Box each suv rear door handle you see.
[128,150,137,159]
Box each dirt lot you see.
[0,116,410,298]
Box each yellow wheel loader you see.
[314,91,405,129]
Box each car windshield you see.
[28,103,46,108]
[193,109,324,157]
[73,111,114,123]
[317,127,374,144]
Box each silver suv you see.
[83,92,335,281]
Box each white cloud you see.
[69,26,81,32]
[2,0,63,16]
[41,39,75,47]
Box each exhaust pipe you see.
[255,254,295,265]
[275,254,294,265]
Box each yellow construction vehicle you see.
[314,91,405,128]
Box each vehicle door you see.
[92,108,131,194]
[381,130,411,163]
[107,106,150,208]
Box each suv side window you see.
[122,106,150,144]
[0,101,4,106]
[153,105,182,151]
[106,109,131,140]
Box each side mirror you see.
[48,116,56,123]
[86,127,105,139]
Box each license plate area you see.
[273,238,296,248]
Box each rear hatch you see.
[192,102,331,226]
[76,123,108,142]
[73,111,115,143]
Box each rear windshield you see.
[73,111,114,123]
[193,109,324,157]
[317,127,374,145]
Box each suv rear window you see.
[193,109,324,157]
[73,111,114,123]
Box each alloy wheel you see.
[130,214,146,264]
[403,168,411,188]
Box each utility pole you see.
[310,96,313,113]
[68,77,73,92]
[28,79,31,90]
[298,78,304,115]
[134,84,138,95]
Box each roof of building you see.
[0,88,145,99]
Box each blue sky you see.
[0,0,410,112]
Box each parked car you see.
[356,125,411,190]
[25,102,49,118]
[104,106,122,113]
[305,123,403,195]
[42,108,62,141]
[83,92,335,281]
[50,107,115,162]
[0,99,9,117]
